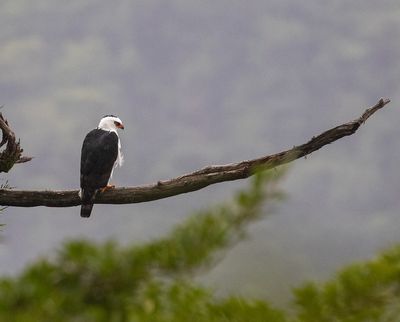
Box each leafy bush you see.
[0,170,286,322]
[1,169,400,322]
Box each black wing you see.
[80,129,119,192]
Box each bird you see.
[79,115,124,217]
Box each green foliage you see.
[2,169,400,322]
[128,281,286,322]
[294,245,400,322]
[0,170,286,322]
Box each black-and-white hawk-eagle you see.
[79,115,124,217]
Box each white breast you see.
[116,137,124,167]
[109,135,123,182]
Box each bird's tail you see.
[80,188,96,218]
[81,203,94,218]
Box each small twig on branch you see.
[0,112,33,172]
[0,98,391,208]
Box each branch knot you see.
[0,112,33,172]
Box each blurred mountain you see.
[0,0,399,306]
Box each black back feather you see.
[80,129,119,217]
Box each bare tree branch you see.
[0,98,391,208]
[0,112,33,173]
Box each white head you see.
[98,115,124,132]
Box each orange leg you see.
[99,184,115,193]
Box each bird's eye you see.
[114,121,121,126]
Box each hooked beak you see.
[117,123,125,130]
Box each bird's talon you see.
[100,184,115,193]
